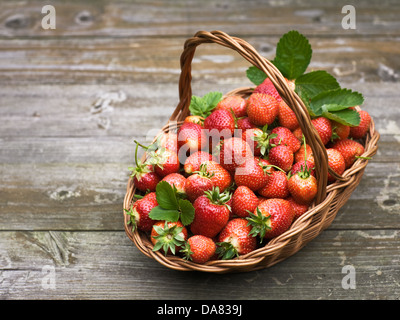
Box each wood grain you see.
[0,0,399,38]
[0,230,399,299]
[0,0,399,300]
[0,36,399,85]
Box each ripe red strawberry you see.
[234,157,272,191]
[161,173,187,195]
[217,137,253,172]
[247,198,294,240]
[151,220,188,255]
[125,192,158,232]
[258,170,289,199]
[202,160,233,192]
[326,148,346,182]
[277,100,299,131]
[177,122,208,153]
[130,163,160,193]
[312,117,332,145]
[253,78,282,101]
[254,78,294,102]
[231,185,259,218]
[129,141,161,192]
[246,93,279,126]
[242,128,260,156]
[204,109,235,136]
[290,159,315,177]
[270,126,301,153]
[286,196,309,221]
[254,77,295,101]
[332,138,365,169]
[215,95,247,118]
[292,126,303,142]
[185,167,214,202]
[349,110,371,139]
[217,218,257,259]
[268,144,294,172]
[183,150,216,174]
[288,165,318,205]
[184,115,205,127]
[294,143,314,164]
[236,117,257,130]
[190,188,231,238]
[330,120,350,143]
[153,148,180,178]
[156,131,179,154]
[181,235,216,264]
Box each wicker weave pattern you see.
[123,31,380,273]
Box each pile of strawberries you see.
[126,77,371,265]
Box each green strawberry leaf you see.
[189,91,222,117]
[272,30,312,80]
[295,70,340,103]
[155,181,179,210]
[149,206,180,222]
[321,108,361,127]
[309,88,364,116]
[178,199,195,226]
[203,91,223,109]
[246,66,268,86]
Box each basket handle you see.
[172,30,329,204]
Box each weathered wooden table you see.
[1,1,399,300]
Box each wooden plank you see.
[0,229,398,299]
[0,82,400,139]
[0,161,398,231]
[0,36,399,85]
[0,0,399,39]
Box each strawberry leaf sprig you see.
[149,181,195,226]
[246,30,363,127]
[189,91,223,118]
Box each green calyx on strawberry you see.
[250,124,278,156]
[180,241,195,261]
[194,163,215,178]
[247,199,294,240]
[151,221,186,256]
[246,207,272,241]
[204,187,232,210]
[215,241,239,260]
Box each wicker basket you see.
[123,30,380,273]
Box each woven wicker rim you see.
[123,31,380,273]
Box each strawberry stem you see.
[355,156,371,160]
[193,163,215,179]
[297,134,311,179]
[204,187,231,207]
